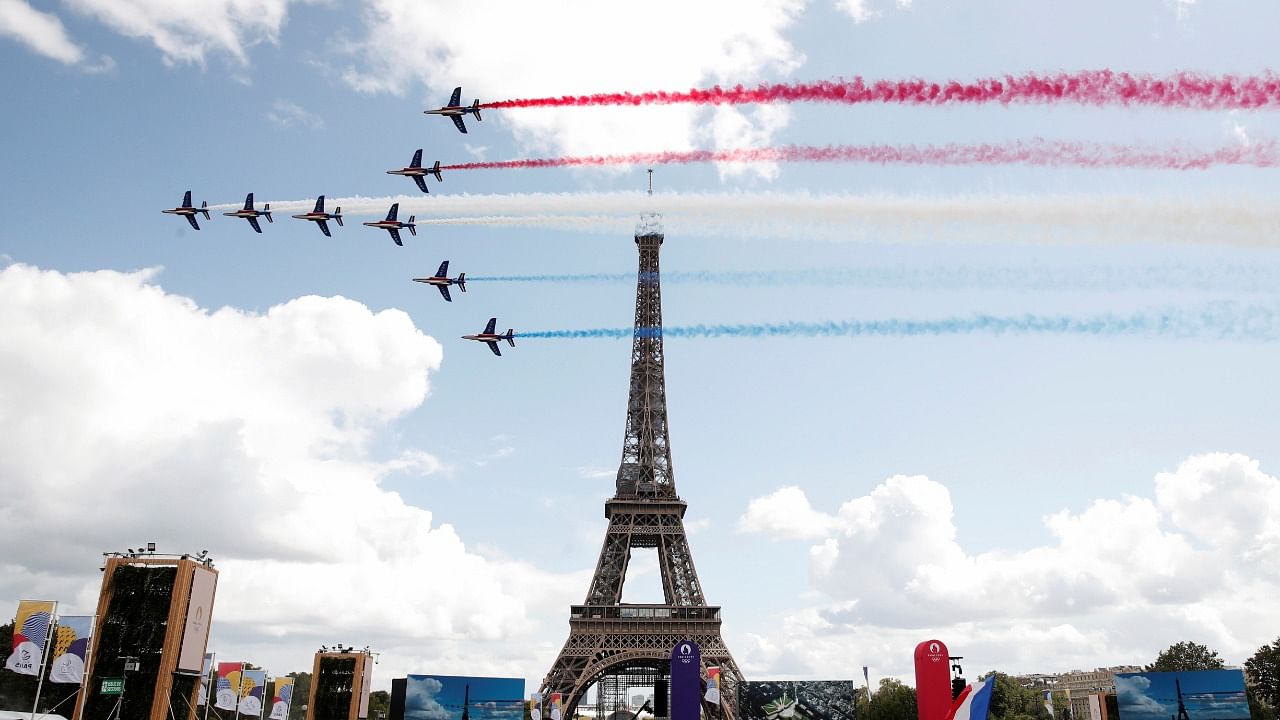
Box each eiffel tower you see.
[538,212,742,719]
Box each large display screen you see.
[738,681,856,720]
[1115,670,1249,720]
[405,675,526,720]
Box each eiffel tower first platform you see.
[538,212,742,719]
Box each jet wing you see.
[483,317,497,335]
[449,86,462,107]
[313,196,325,213]
[248,216,263,233]
[411,148,423,168]
[414,175,430,193]
[182,190,193,208]
[452,115,468,134]
[437,285,452,302]
[186,214,200,231]
[244,193,255,211]
[486,340,501,356]
[389,228,403,246]
[317,220,331,237]
[436,260,449,277]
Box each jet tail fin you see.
[407,216,417,237]
[457,273,466,292]
[334,208,343,227]
[472,100,482,121]
[264,204,273,223]
[505,330,515,347]
[200,201,210,220]
[430,161,443,182]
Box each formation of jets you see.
[164,85,520,355]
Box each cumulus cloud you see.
[0,264,577,676]
[63,0,297,65]
[736,454,1280,677]
[342,0,807,178]
[0,0,84,64]
[267,98,324,129]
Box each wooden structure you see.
[306,651,373,720]
[74,555,218,720]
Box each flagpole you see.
[203,656,215,720]
[30,602,58,720]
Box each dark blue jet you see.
[412,260,466,302]
[162,190,211,230]
[222,193,273,233]
[424,87,482,133]
[291,195,343,237]
[363,203,416,246]
[386,149,443,193]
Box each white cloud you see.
[267,98,325,129]
[343,0,807,178]
[737,454,1280,677]
[0,264,577,676]
[63,0,296,65]
[834,0,877,23]
[0,0,84,64]
[738,485,842,540]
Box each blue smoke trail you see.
[517,304,1278,341]
[467,265,1280,292]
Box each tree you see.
[1247,637,1280,709]
[1146,642,1226,672]
[981,672,1053,720]
[288,672,312,720]
[368,690,391,720]
[865,678,917,720]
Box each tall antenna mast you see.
[647,168,653,196]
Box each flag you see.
[5,600,56,676]
[946,677,993,720]
[1043,691,1054,718]
[550,694,563,720]
[704,667,721,705]
[863,667,870,687]
[217,662,245,710]
[269,677,295,720]
[49,615,93,684]
[199,654,216,706]
[530,693,541,720]
[239,670,268,717]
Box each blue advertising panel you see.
[1115,670,1249,720]
[670,640,702,720]
[406,675,526,720]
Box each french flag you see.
[946,677,994,720]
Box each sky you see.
[2,0,1280,696]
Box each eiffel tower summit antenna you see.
[647,167,653,196]
[538,209,741,720]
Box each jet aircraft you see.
[291,195,343,237]
[412,260,466,302]
[386,149,443,193]
[362,203,416,246]
[424,86,482,133]
[162,190,211,230]
[222,193,273,233]
[462,317,515,356]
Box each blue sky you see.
[2,0,1279,694]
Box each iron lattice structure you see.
[540,214,742,719]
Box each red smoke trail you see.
[481,70,1280,110]
[442,140,1280,172]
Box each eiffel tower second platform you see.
[538,213,742,718]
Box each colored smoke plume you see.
[442,139,1280,172]
[481,70,1280,111]
[517,304,1278,342]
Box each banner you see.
[945,678,993,720]
[1043,691,1054,719]
[177,567,218,673]
[550,693,562,720]
[738,681,856,720]
[217,662,246,711]
[530,693,541,720]
[5,600,56,676]
[49,615,93,684]
[704,667,721,706]
[239,670,268,717]
[269,676,294,720]
[914,639,951,720]
[199,654,216,706]
[669,640,701,720]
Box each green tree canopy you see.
[866,678,917,720]
[1247,637,1280,709]
[1146,642,1226,672]
[981,671,1053,720]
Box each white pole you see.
[30,602,59,720]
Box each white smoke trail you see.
[211,191,1280,245]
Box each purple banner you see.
[670,640,702,720]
